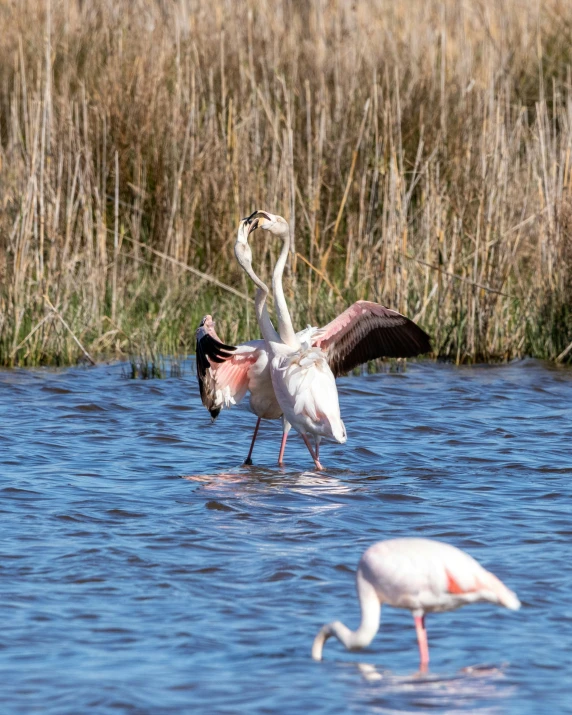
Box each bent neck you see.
[235,252,278,346]
[312,567,381,660]
[235,222,280,345]
[272,229,300,349]
[255,286,279,343]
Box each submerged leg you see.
[278,417,291,467]
[278,432,288,467]
[302,434,324,471]
[414,614,429,672]
[243,417,261,465]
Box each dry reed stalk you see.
[0,0,571,367]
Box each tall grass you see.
[1,0,572,367]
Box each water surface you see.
[1,359,571,714]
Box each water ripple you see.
[0,359,571,713]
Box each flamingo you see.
[196,212,431,467]
[195,220,285,465]
[232,214,345,469]
[311,538,521,669]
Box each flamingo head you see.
[234,225,253,267]
[244,210,289,240]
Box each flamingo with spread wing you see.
[196,212,431,467]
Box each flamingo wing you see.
[312,300,431,377]
[443,559,521,611]
[195,315,262,419]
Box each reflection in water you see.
[356,661,514,712]
[181,466,353,496]
[0,359,571,714]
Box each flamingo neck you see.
[272,230,300,349]
[235,251,278,346]
[311,567,381,660]
[254,287,279,343]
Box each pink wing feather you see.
[195,315,261,419]
[312,300,431,377]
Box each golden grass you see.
[1,0,572,366]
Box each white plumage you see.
[235,212,347,470]
[197,212,431,468]
[272,348,347,444]
[312,538,520,668]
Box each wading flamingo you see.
[196,212,431,466]
[233,215,345,469]
[311,538,520,669]
[196,221,285,465]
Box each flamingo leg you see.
[302,434,324,471]
[315,436,321,461]
[414,615,429,671]
[278,417,291,467]
[278,431,289,467]
[243,417,261,465]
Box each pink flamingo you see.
[196,213,431,467]
[234,212,347,470]
[312,538,520,669]
[195,219,292,464]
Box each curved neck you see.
[255,286,279,343]
[312,568,381,660]
[272,230,300,349]
[235,250,278,345]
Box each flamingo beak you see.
[247,217,259,235]
[245,210,272,236]
[242,210,258,224]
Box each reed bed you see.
[1,0,572,367]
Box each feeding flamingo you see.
[196,212,431,467]
[311,538,520,669]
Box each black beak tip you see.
[242,210,272,225]
[242,210,259,223]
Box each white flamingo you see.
[312,538,520,669]
[196,212,431,467]
[233,214,345,470]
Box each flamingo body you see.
[312,538,520,667]
[360,538,520,614]
[270,346,347,444]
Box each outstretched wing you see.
[195,315,261,419]
[312,300,431,377]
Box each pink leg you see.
[278,431,289,467]
[243,417,261,465]
[414,615,429,672]
[302,434,324,471]
[315,437,320,461]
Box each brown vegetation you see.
[1,0,572,367]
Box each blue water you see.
[1,359,571,714]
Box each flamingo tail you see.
[482,570,521,610]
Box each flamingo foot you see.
[302,434,324,471]
[243,457,253,466]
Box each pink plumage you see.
[197,214,431,469]
[312,538,520,668]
